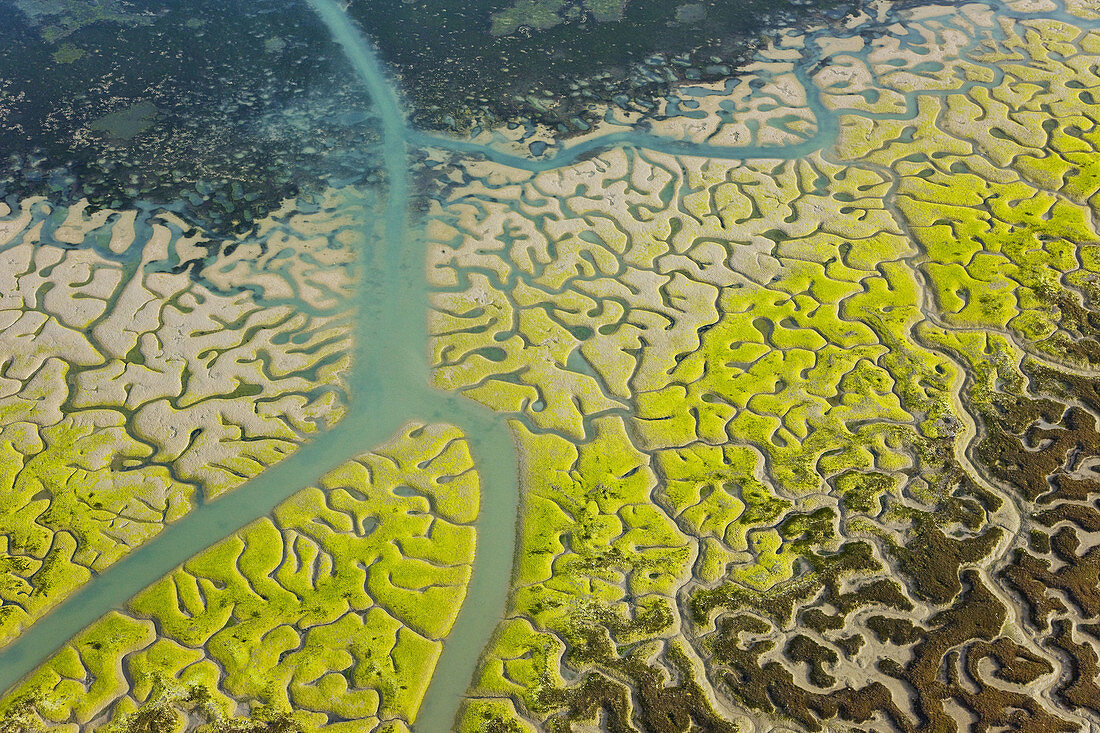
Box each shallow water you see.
[0,2,521,730]
[5,0,1100,730]
[0,0,383,236]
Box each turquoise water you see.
[3,0,1099,730]
[0,4,522,731]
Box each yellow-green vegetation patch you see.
[427,4,1100,726]
[0,423,478,731]
[464,416,692,721]
[0,193,356,653]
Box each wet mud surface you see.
[5,0,1100,730]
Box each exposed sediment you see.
[1,423,479,731]
[0,190,359,652]
[8,0,1100,730]
[424,0,1100,729]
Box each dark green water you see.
[0,0,383,236]
[1,0,1064,730]
[348,0,870,133]
[0,0,877,238]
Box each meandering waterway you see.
[0,1,521,729]
[3,0,1099,730]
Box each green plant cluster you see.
[427,3,1100,728]
[0,423,478,732]
[0,196,354,652]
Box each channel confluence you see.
[0,3,523,733]
[10,0,1100,729]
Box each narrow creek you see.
[1,0,1096,730]
[0,1,522,729]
